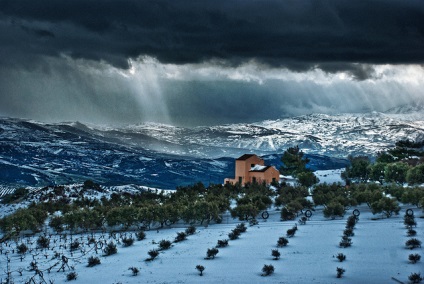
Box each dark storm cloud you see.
[1,0,424,75]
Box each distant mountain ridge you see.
[0,110,423,188]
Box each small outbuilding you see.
[224,154,280,186]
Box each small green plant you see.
[407,229,417,237]
[286,225,298,238]
[277,237,289,247]
[103,241,117,256]
[66,271,77,281]
[336,267,345,278]
[228,229,241,240]
[236,223,247,233]
[343,228,354,237]
[409,254,421,264]
[261,264,274,276]
[128,267,139,276]
[196,265,205,276]
[409,272,423,283]
[271,249,280,260]
[70,240,80,251]
[336,253,346,262]
[87,256,101,267]
[206,248,219,259]
[339,236,352,248]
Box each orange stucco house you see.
[224,154,280,186]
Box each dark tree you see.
[336,267,345,278]
[147,249,159,261]
[406,238,422,250]
[336,253,346,262]
[103,241,117,256]
[206,248,219,259]
[196,265,205,276]
[277,237,289,247]
[87,256,101,267]
[216,239,229,248]
[128,267,139,276]
[409,254,421,264]
[409,273,423,284]
[261,264,275,276]
[271,249,281,260]
[158,240,172,250]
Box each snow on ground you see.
[1,204,423,284]
[315,169,344,185]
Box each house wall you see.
[249,167,280,184]
[235,155,264,185]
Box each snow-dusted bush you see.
[336,267,345,278]
[37,236,50,249]
[216,239,229,248]
[206,248,219,259]
[66,271,77,281]
[343,228,355,237]
[196,265,205,276]
[277,237,289,247]
[129,267,139,276]
[136,231,146,241]
[158,240,172,250]
[346,216,357,229]
[236,223,247,233]
[404,215,416,229]
[103,241,117,256]
[336,253,346,262]
[228,229,241,240]
[17,243,28,254]
[87,256,101,267]
[339,236,352,248]
[407,229,417,237]
[174,232,187,243]
[261,264,274,276]
[409,272,423,283]
[70,240,80,251]
[271,249,280,260]
[287,225,298,238]
[409,254,421,264]
[147,249,159,261]
[405,238,422,250]
[122,237,134,247]
[185,225,196,235]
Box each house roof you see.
[236,154,257,161]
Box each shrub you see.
[206,248,219,259]
[404,215,417,228]
[174,232,187,243]
[104,241,117,256]
[346,216,357,229]
[406,238,422,250]
[287,227,297,238]
[122,237,134,247]
[228,229,241,240]
[37,236,50,249]
[185,225,196,235]
[407,229,417,237]
[196,265,205,276]
[343,228,354,237]
[261,264,274,276]
[336,267,345,278]
[409,273,423,284]
[70,240,80,251]
[136,231,146,241]
[147,249,159,261]
[277,237,289,247]
[17,243,28,254]
[216,239,229,248]
[128,267,139,276]
[336,253,346,262]
[271,249,280,260]
[66,272,77,281]
[409,254,421,264]
[236,223,247,233]
[87,256,101,267]
[339,236,352,248]
[158,240,172,250]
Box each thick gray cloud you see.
[0,0,423,126]
[1,0,424,74]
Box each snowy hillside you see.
[0,111,423,188]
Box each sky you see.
[0,0,423,126]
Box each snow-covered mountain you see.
[0,111,423,188]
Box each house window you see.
[272,178,276,183]
[252,177,257,183]
[238,177,243,184]
[251,164,255,167]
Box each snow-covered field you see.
[1,204,422,284]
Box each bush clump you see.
[277,237,289,247]
[336,253,346,262]
[66,272,77,281]
[409,254,421,264]
[196,265,205,276]
[70,240,80,251]
[87,256,101,267]
[17,243,28,254]
[336,267,345,278]
[216,239,229,248]
[158,239,172,250]
[103,241,117,256]
[185,225,196,235]
[122,237,134,247]
[409,272,423,284]
[37,236,50,249]
[261,264,274,276]
[174,232,187,243]
[205,248,219,259]
[406,238,422,250]
[128,267,139,276]
[146,249,159,261]
[271,249,280,260]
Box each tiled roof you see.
[236,154,257,161]
[250,165,272,172]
